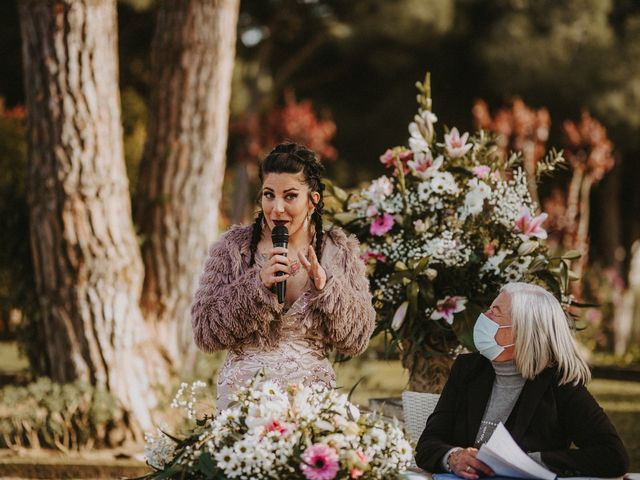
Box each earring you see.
[303,213,311,231]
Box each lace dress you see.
[216,280,336,411]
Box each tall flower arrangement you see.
[327,74,575,392]
[142,377,412,480]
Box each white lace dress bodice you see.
[215,286,336,411]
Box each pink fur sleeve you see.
[191,227,282,352]
[307,229,376,356]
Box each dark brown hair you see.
[249,142,325,266]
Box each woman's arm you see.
[306,229,376,356]
[191,229,282,352]
[415,356,465,472]
[540,384,629,477]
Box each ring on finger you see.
[465,466,472,472]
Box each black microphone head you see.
[271,225,289,245]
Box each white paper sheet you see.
[476,422,557,480]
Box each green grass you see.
[0,341,29,372]
[589,378,640,471]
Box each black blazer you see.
[415,353,629,477]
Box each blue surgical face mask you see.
[473,312,514,361]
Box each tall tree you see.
[18,0,168,434]
[134,0,240,363]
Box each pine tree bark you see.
[134,0,240,363]
[19,0,167,435]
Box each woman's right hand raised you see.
[259,246,290,289]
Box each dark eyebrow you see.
[284,188,299,193]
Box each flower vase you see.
[401,344,455,393]
[400,303,482,393]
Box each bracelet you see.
[445,447,462,472]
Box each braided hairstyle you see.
[248,142,326,266]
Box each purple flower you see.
[301,444,339,480]
[369,213,394,236]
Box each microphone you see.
[271,225,289,304]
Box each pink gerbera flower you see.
[370,213,394,236]
[301,444,339,480]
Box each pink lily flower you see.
[515,207,548,241]
[472,165,491,179]
[360,250,386,263]
[366,205,379,217]
[407,151,443,179]
[444,127,473,158]
[370,213,394,236]
[430,296,467,324]
[379,149,395,168]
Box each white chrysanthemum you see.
[363,427,388,450]
[459,189,486,220]
[481,250,510,276]
[214,446,235,471]
[430,171,459,195]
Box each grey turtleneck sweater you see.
[474,359,526,446]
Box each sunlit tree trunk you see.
[19,0,167,436]
[135,0,240,365]
[615,241,640,355]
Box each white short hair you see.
[501,282,591,385]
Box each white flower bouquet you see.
[142,376,413,479]
[327,73,574,375]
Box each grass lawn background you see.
[2,342,639,471]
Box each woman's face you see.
[261,172,319,240]
[486,291,515,361]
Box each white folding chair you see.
[401,391,441,468]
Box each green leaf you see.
[414,256,431,274]
[198,451,216,476]
[332,212,359,224]
[395,261,408,271]
[407,282,420,315]
[331,185,349,203]
[346,377,366,407]
[561,250,582,260]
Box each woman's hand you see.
[260,246,290,289]
[298,245,327,290]
[448,447,494,479]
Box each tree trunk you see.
[134,0,240,365]
[615,240,640,354]
[19,0,167,435]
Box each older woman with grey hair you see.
[415,282,629,478]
